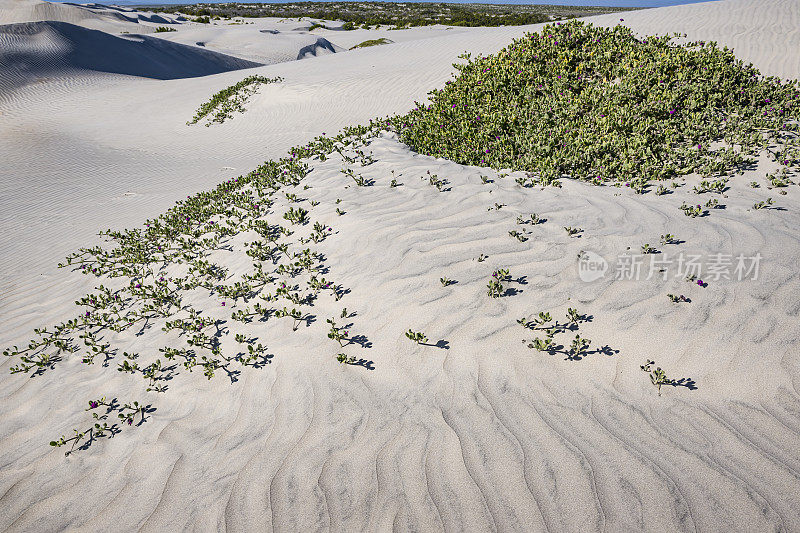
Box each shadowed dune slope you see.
[0,0,148,30]
[0,20,262,90]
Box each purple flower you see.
[697,280,704,286]
[89,401,99,409]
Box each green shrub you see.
[154,26,176,33]
[350,38,392,50]
[390,20,800,185]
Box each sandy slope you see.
[0,21,262,90]
[1,0,800,531]
[0,0,179,31]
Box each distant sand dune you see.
[155,25,348,65]
[0,20,262,91]
[61,3,176,25]
[0,0,162,32]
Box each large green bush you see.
[391,20,800,185]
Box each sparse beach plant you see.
[487,279,504,298]
[50,398,149,455]
[275,307,306,331]
[405,330,427,344]
[569,334,591,360]
[753,198,774,210]
[680,203,704,217]
[660,233,678,245]
[565,308,582,325]
[336,353,357,364]
[283,206,309,225]
[640,360,672,395]
[693,178,728,194]
[641,243,659,254]
[426,172,448,191]
[529,337,554,352]
[326,318,348,347]
[509,230,528,242]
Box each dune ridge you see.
[0,0,173,31]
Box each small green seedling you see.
[336,353,357,365]
[569,334,591,359]
[528,337,553,352]
[753,198,773,210]
[566,308,581,325]
[640,359,672,395]
[509,230,528,242]
[405,330,427,344]
[487,279,504,298]
[660,233,678,245]
[641,243,658,254]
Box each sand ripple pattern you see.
[2,0,800,530]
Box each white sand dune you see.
[0,20,262,91]
[1,0,800,531]
[0,0,174,32]
[154,22,348,65]
[150,18,460,65]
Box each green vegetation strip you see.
[187,75,283,126]
[159,2,635,29]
